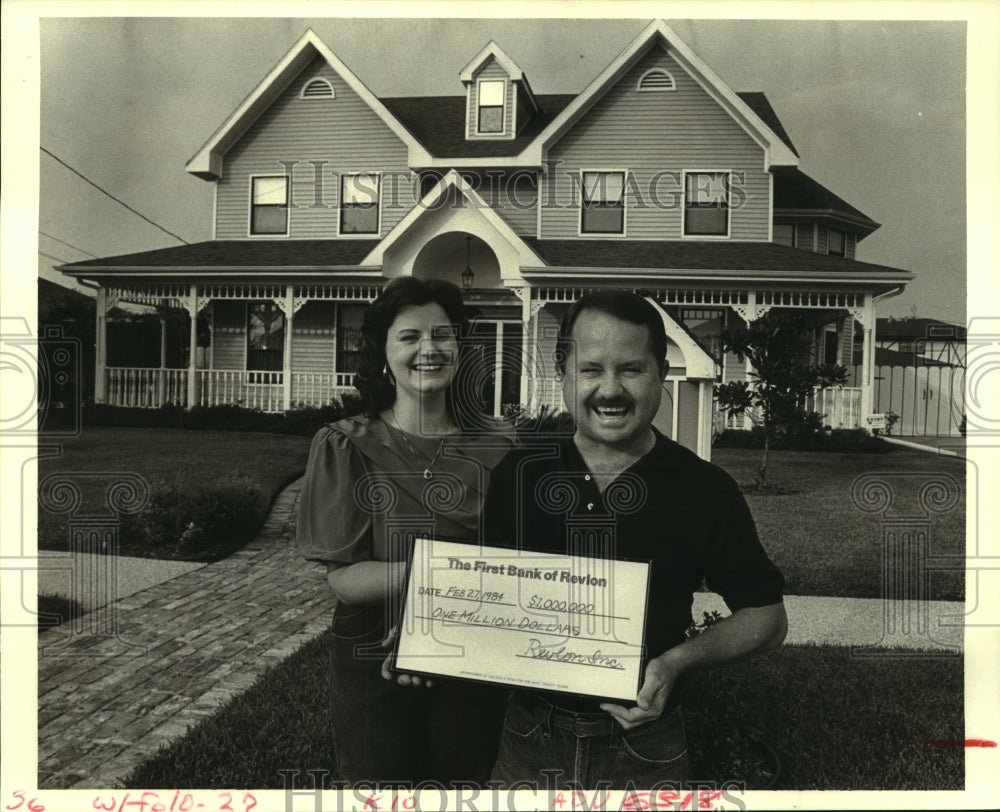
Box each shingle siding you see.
[541,45,769,241]
[216,56,415,239]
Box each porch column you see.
[94,287,108,403]
[158,308,168,407]
[282,285,294,411]
[186,284,199,408]
[517,286,532,407]
[852,295,876,423]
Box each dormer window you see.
[300,78,335,99]
[477,79,506,134]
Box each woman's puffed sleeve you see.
[296,425,373,565]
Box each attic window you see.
[637,69,676,92]
[300,78,335,99]
[477,79,506,134]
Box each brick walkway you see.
[37,477,335,789]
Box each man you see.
[482,291,787,789]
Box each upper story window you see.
[340,173,380,235]
[828,229,846,256]
[580,171,625,235]
[774,223,797,247]
[637,69,676,92]
[477,79,506,134]
[300,78,335,99]
[684,172,729,237]
[250,176,288,235]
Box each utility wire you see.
[39,230,98,259]
[39,251,73,266]
[40,146,190,245]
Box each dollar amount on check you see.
[393,538,651,701]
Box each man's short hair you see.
[555,291,667,375]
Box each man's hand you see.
[379,626,434,688]
[600,656,678,730]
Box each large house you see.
[58,20,913,458]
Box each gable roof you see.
[185,29,431,180]
[187,23,806,174]
[459,40,527,83]
[527,20,800,170]
[736,92,798,157]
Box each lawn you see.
[711,447,966,601]
[37,426,313,560]
[39,429,966,792]
[120,629,963,791]
[36,429,966,601]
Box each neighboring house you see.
[849,317,966,437]
[58,21,914,456]
[855,317,967,368]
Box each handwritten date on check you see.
[392,538,651,702]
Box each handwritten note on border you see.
[393,538,650,702]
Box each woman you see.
[297,276,512,787]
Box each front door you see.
[469,319,522,417]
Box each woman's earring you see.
[383,364,396,387]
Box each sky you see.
[17,7,978,325]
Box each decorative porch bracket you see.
[730,292,772,323]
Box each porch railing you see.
[197,370,283,412]
[290,372,357,409]
[106,367,188,408]
[806,386,863,429]
[102,368,359,412]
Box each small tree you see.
[715,313,848,487]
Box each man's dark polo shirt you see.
[482,429,785,660]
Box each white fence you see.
[852,363,965,437]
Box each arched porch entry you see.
[412,232,523,418]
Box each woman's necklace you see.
[390,408,446,479]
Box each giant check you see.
[392,538,651,702]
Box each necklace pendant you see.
[423,468,432,480]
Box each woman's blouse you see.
[297,414,515,566]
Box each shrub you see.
[503,404,575,439]
[82,394,366,436]
[120,473,273,560]
[713,426,891,454]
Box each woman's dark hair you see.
[555,291,667,375]
[354,277,484,423]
